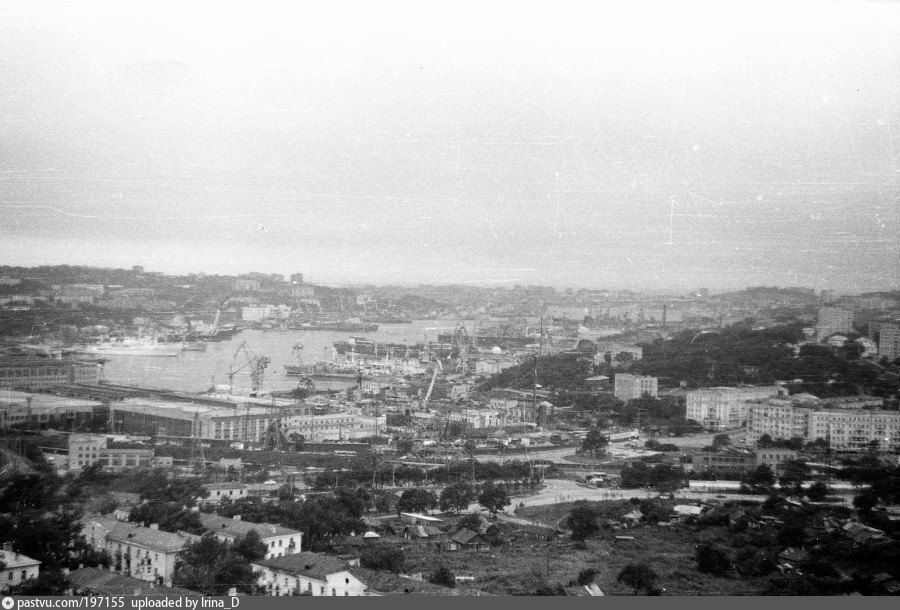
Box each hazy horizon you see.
[1,1,898,292]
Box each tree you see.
[779,460,809,495]
[439,482,475,513]
[477,483,510,516]
[428,565,456,588]
[128,501,205,535]
[734,547,775,576]
[394,438,414,456]
[616,563,657,595]
[574,567,599,586]
[568,504,599,541]
[173,534,260,595]
[397,488,437,514]
[696,542,731,576]
[360,545,405,573]
[457,513,484,533]
[581,428,609,458]
[744,465,776,491]
[232,529,268,563]
[712,434,731,450]
[853,490,878,513]
[806,480,829,502]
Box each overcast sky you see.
[0,0,898,292]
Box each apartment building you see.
[816,307,854,340]
[879,323,900,361]
[252,552,365,596]
[81,517,189,587]
[0,544,41,592]
[198,514,302,560]
[0,358,101,389]
[685,386,786,430]
[613,374,658,400]
[68,434,154,472]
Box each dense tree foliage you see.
[129,501,205,534]
[360,545,405,573]
[173,534,260,595]
[477,483,511,515]
[428,565,456,588]
[397,488,437,514]
[439,482,475,513]
[616,563,658,595]
[567,504,600,541]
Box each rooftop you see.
[0,549,41,568]
[198,513,300,539]
[68,568,200,596]
[84,516,189,553]
[253,552,348,580]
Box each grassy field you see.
[400,500,772,595]
[508,500,768,595]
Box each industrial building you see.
[0,390,105,430]
[816,307,854,340]
[0,358,101,389]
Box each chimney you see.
[133,589,141,596]
[232,515,241,521]
[149,523,159,530]
[61,568,70,576]
[2,542,12,552]
[78,563,84,570]
[227,587,237,597]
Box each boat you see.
[332,337,456,359]
[75,337,183,357]
[290,321,379,332]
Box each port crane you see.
[228,340,271,395]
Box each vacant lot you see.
[401,502,768,595]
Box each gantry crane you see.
[228,340,271,395]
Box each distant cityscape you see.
[0,264,898,596]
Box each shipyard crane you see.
[228,340,271,394]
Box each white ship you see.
[75,337,183,357]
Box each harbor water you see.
[100,319,474,393]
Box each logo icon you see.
[2,596,14,610]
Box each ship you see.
[290,321,379,332]
[75,337,183,357]
[332,337,456,359]
[472,319,542,350]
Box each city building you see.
[613,374,658,400]
[0,358,101,389]
[816,307,854,340]
[748,396,900,453]
[692,449,757,477]
[198,514,302,559]
[81,517,190,587]
[252,552,365,596]
[754,447,798,474]
[0,544,40,592]
[447,408,504,429]
[0,390,104,430]
[67,567,200,597]
[201,483,248,504]
[68,434,154,472]
[685,386,786,430]
[879,323,900,361]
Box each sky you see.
[0,0,898,292]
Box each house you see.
[67,567,201,596]
[198,514,302,559]
[778,547,810,564]
[0,544,40,592]
[621,509,643,526]
[399,513,443,526]
[81,517,189,587]
[672,505,702,518]
[448,528,490,552]
[347,567,454,596]
[252,552,365,596]
[563,584,604,596]
[842,521,886,544]
[401,525,445,540]
[201,483,248,504]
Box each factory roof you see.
[0,389,103,409]
[115,397,272,419]
[199,513,300,539]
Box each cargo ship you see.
[332,337,456,359]
[290,321,379,332]
[75,337,183,357]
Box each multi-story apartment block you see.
[81,517,189,587]
[816,307,853,340]
[879,323,900,361]
[686,386,786,430]
[68,434,154,472]
[613,374,658,400]
[748,396,900,453]
[0,358,101,389]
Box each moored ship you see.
[332,337,456,359]
[75,337,183,357]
